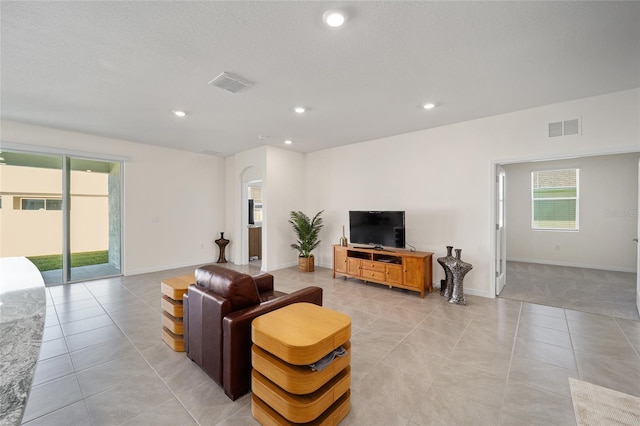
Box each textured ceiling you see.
[1,1,639,157]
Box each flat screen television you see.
[349,211,405,249]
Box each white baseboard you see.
[433,284,492,299]
[464,287,493,298]
[507,257,637,273]
[264,261,298,272]
[124,258,219,276]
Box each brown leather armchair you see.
[183,264,323,400]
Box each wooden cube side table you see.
[251,303,351,425]
[160,274,193,352]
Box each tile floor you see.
[500,261,639,321]
[22,264,640,425]
[39,264,122,286]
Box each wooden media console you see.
[333,245,433,298]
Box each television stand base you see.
[332,245,433,298]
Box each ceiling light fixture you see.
[423,103,436,110]
[173,110,187,117]
[294,107,306,114]
[323,10,347,28]
[284,140,293,145]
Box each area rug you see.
[569,378,640,426]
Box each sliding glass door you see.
[0,150,122,285]
[68,157,121,282]
[0,151,64,284]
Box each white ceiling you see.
[2,1,639,157]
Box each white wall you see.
[1,120,225,275]
[504,153,639,271]
[224,146,304,271]
[2,88,637,290]
[305,89,640,297]
[225,147,266,266]
[265,146,305,270]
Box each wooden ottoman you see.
[251,302,351,425]
[160,274,194,352]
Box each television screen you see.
[349,211,405,249]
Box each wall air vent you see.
[548,121,563,138]
[200,149,222,156]
[563,119,580,136]
[209,72,253,93]
[548,118,581,138]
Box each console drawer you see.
[361,269,385,281]
[360,262,385,273]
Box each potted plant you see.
[289,210,324,272]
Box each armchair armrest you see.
[184,284,233,387]
[253,273,274,294]
[220,286,323,400]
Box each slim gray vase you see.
[448,249,472,306]
[437,246,454,298]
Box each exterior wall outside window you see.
[0,165,108,257]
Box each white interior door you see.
[636,158,639,315]
[496,165,507,295]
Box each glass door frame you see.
[0,142,128,284]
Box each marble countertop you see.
[0,257,46,426]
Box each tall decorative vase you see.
[437,246,454,298]
[339,225,348,247]
[215,232,229,263]
[448,249,472,306]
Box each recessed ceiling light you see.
[284,140,293,145]
[423,103,436,110]
[173,110,187,117]
[323,10,347,28]
[294,107,306,114]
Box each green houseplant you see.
[289,210,324,272]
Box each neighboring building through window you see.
[531,168,579,230]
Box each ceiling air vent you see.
[548,118,581,138]
[209,72,253,93]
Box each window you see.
[45,199,63,210]
[20,198,63,210]
[531,168,579,230]
[22,198,45,210]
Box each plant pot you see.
[298,255,314,272]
